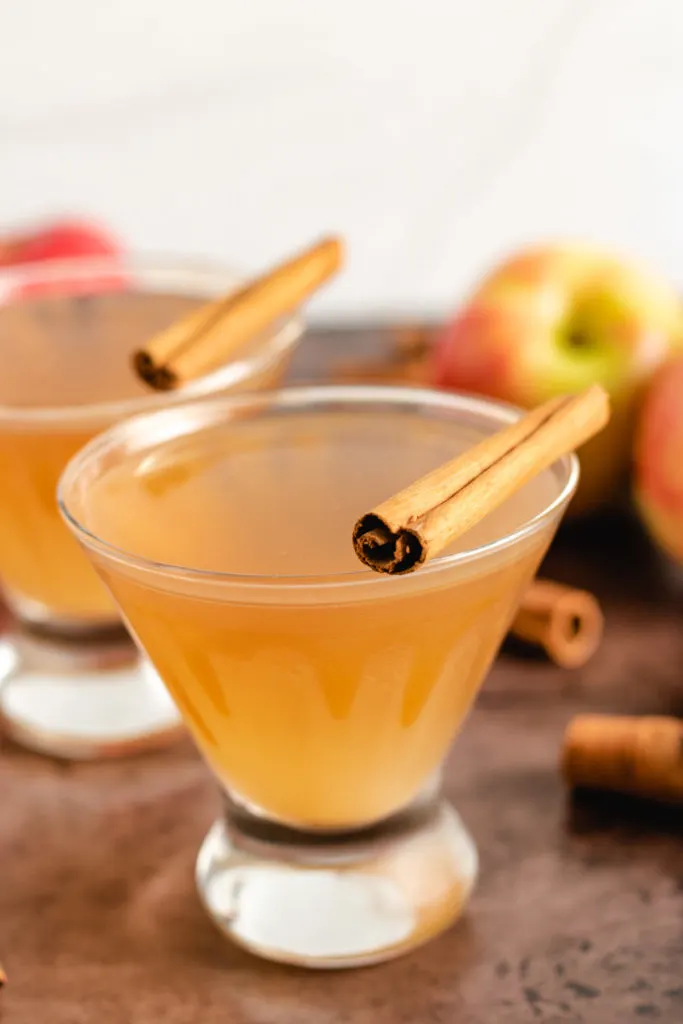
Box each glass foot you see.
[196,797,478,969]
[0,629,183,759]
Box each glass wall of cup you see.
[0,256,302,758]
[59,384,578,965]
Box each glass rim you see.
[0,253,303,426]
[58,384,580,591]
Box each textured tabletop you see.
[1,327,682,1024]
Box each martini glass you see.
[0,257,301,757]
[59,385,578,965]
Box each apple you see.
[431,245,683,510]
[634,354,683,562]
[0,218,125,299]
[0,218,121,266]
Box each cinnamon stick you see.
[0,963,6,987]
[331,326,432,388]
[563,714,683,803]
[133,236,343,390]
[353,386,610,575]
[510,579,604,668]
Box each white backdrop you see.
[2,0,682,319]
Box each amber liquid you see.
[0,290,283,626]
[81,407,561,828]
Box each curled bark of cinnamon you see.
[329,324,433,387]
[563,715,683,803]
[353,386,610,575]
[510,579,604,668]
[134,236,343,390]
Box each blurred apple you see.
[634,354,683,562]
[431,245,683,510]
[0,218,124,298]
[0,218,121,266]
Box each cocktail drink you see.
[60,385,578,965]
[0,258,301,757]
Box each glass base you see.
[0,628,183,759]
[196,796,478,969]
[1,587,123,638]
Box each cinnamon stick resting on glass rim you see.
[353,386,611,575]
[133,236,343,390]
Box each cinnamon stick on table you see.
[563,715,683,804]
[133,236,343,390]
[353,386,611,575]
[510,579,604,669]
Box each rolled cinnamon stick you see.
[133,236,343,390]
[353,386,610,574]
[327,323,433,388]
[332,357,428,387]
[510,579,604,668]
[0,963,6,987]
[563,714,683,803]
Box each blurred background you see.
[2,0,681,320]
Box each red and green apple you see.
[634,354,683,563]
[431,245,683,510]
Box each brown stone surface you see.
[2,327,683,1023]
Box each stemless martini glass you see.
[0,257,301,758]
[59,385,578,966]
